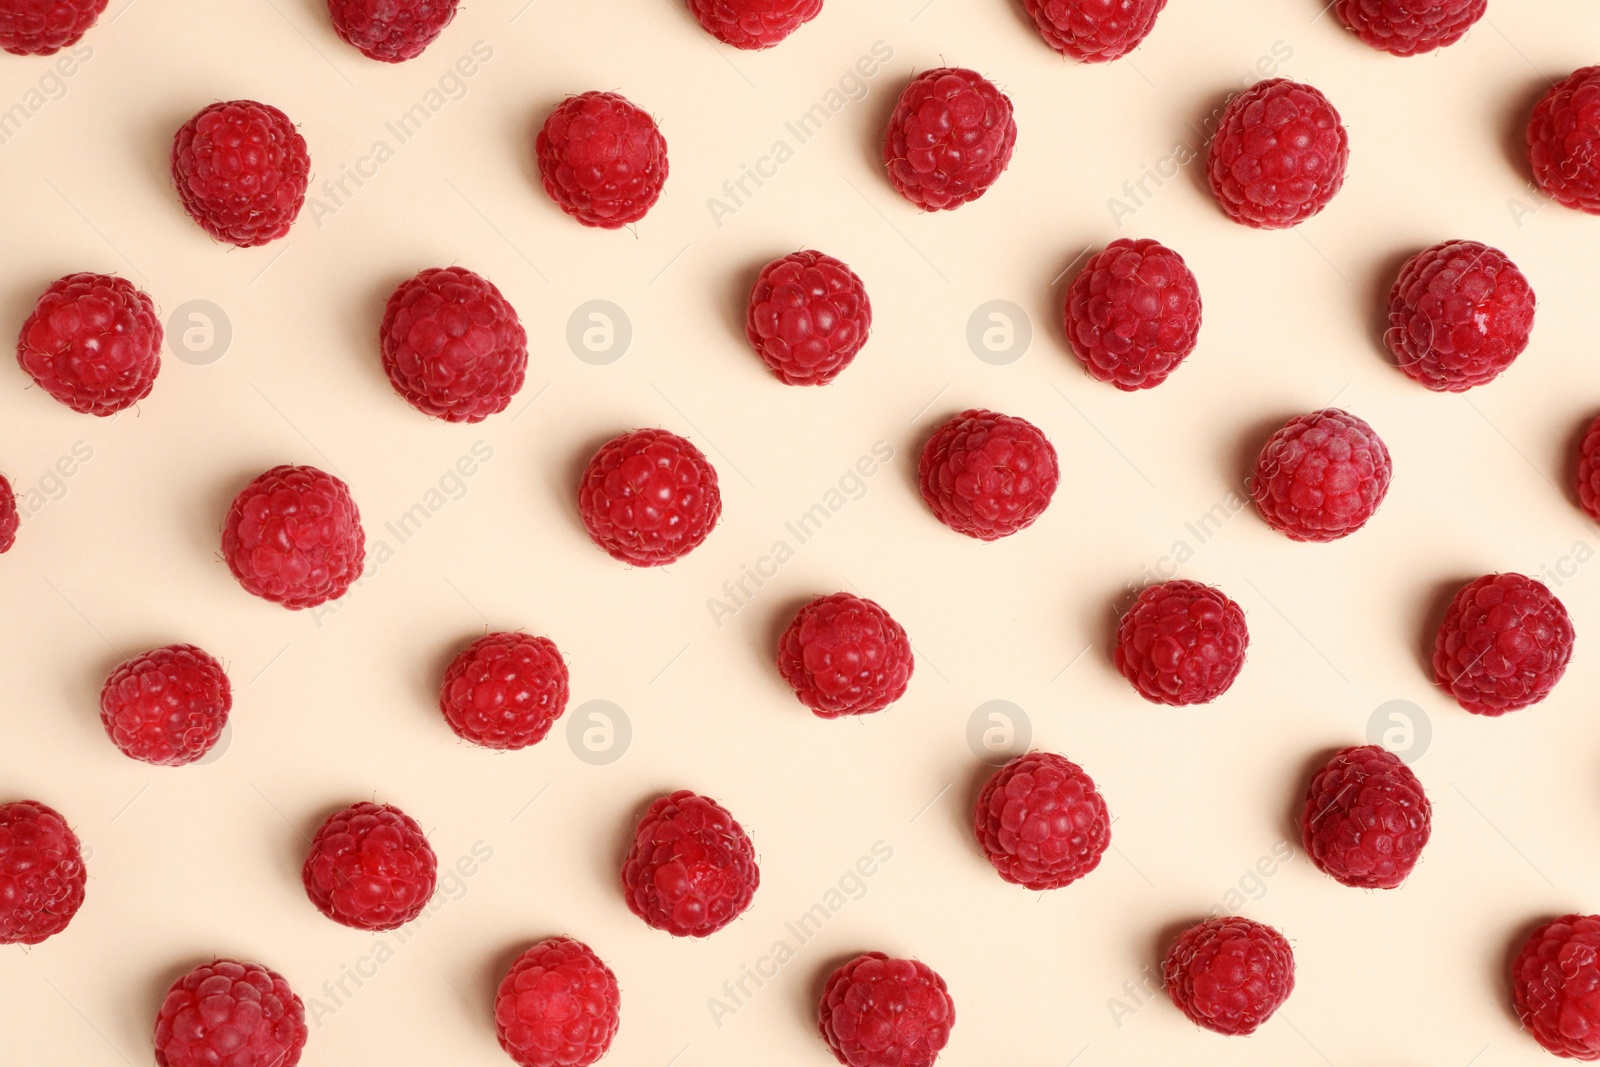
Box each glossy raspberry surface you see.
[1432,573,1574,716]
[0,474,15,553]
[495,936,620,1067]
[0,800,86,945]
[1163,916,1294,1036]
[1207,78,1349,228]
[884,67,1016,210]
[1513,915,1600,1060]
[439,632,569,749]
[777,592,914,718]
[328,0,456,61]
[302,801,437,931]
[818,952,955,1067]
[172,100,310,247]
[745,250,872,385]
[17,272,162,416]
[975,752,1110,890]
[1115,580,1248,705]
[1251,408,1392,542]
[1385,240,1535,392]
[221,464,366,609]
[536,91,668,228]
[1301,745,1431,889]
[381,266,527,422]
[577,428,721,566]
[100,644,232,766]
[1577,414,1600,522]
[687,0,822,48]
[919,409,1059,540]
[622,790,759,937]
[1065,238,1201,391]
[1022,0,1166,61]
[1334,0,1484,55]
[1528,66,1600,215]
[0,0,105,55]
[152,958,307,1067]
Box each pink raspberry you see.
[919,408,1059,540]
[1301,745,1431,889]
[1064,238,1201,390]
[222,464,366,609]
[153,959,307,1067]
[328,0,457,61]
[1022,0,1167,61]
[381,266,528,422]
[1115,580,1248,705]
[1385,240,1535,392]
[1251,408,1392,542]
[302,801,437,931]
[172,100,310,247]
[495,936,620,1067]
[1207,78,1349,229]
[974,752,1110,890]
[1513,915,1600,1060]
[0,474,17,554]
[1432,573,1574,716]
[777,592,914,718]
[1163,916,1294,1035]
[536,92,668,228]
[1334,0,1484,55]
[1529,66,1600,216]
[577,428,721,566]
[0,0,105,55]
[621,790,759,938]
[1577,413,1600,521]
[818,953,955,1067]
[100,644,232,766]
[688,0,822,48]
[17,272,162,416]
[0,800,86,945]
[884,67,1016,211]
[745,250,872,385]
[439,632,569,749]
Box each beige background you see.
[2,0,1598,1064]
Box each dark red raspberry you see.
[1385,240,1535,392]
[974,752,1110,891]
[0,473,18,553]
[777,592,914,718]
[919,409,1059,540]
[439,632,568,749]
[1432,573,1574,716]
[1300,745,1430,889]
[153,958,307,1067]
[688,0,821,48]
[100,644,232,766]
[495,936,620,1067]
[0,800,86,945]
[222,464,365,609]
[818,952,955,1067]
[1252,409,1391,542]
[1163,916,1294,1036]
[1022,0,1166,61]
[536,92,668,228]
[1335,0,1484,55]
[1065,238,1201,391]
[328,0,456,61]
[1114,580,1248,705]
[622,790,759,938]
[578,428,721,566]
[1207,78,1349,229]
[17,272,162,416]
[0,0,104,55]
[745,250,872,386]
[884,67,1016,211]
[302,801,437,931]
[1529,66,1600,216]
[1578,414,1600,521]
[1513,915,1600,1060]
[172,101,310,248]
[380,266,527,422]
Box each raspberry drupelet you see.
[1300,745,1431,889]
[0,800,86,945]
[1163,916,1294,1035]
[777,592,914,718]
[0,0,105,55]
[0,474,17,553]
[1385,240,1535,392]
[577,429,721,566]
[745,250,872,385]
[1577,414,1600,522]
[621,790,759,938]
[1064,238,1201,390]
[1334,0,1485,56]
[1022,0,1167,62]
[1207,78,1349,228]
[380,266,527,422]
[1513,915,1600,1060]
[17,272,162,416]
[1115,580,1248,705]
[818,952,955,1067]
[302,802,437,931]
[328,0,457,61]
[1251,409,1391,542]
[974,752,1111,890]
[1432,573,1574,715]
[1528,66,1600,215]
[688,0,822,48]
[172,101,310,247]
[495,936,620,1067]
[439,632,569,749]
[100,644,232,766]
[884,67,1016,210]
[536,92,668,228]
[221,464,366,609]
[153,959,307,1067]
[919,409,1059,540]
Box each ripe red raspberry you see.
[328,0,456,61]
[974,752,1110,890]
[688,0,821,48]
[578,428,721,566]
[1529,66,1600,216]
[1163,916,1294,1035]
[302,801,437,931]
[0,473,18,553]
[1207,78,1349,229]
[1114,580,1248,705]
[0,0,104,55]
[1432,573,1574,716]
[1300,745,1430,889]
[745,250,872,386]
[100,644,232,766]
[439,632,568,749]
[536,92,668,228]
[777,592,914,718]
[818,953,955,1067]
[1252,409,1391,542]
[1065,238,1201,391]
[0,800,86,945]
[1578,414,1600,521]
[1022,0,1167,62]
[1513,915,1600,1060]
[884,67,1016,211]
[1334,0,1484,55]
[222,465,365,609]
[172,101,310,247]
[380,266,527,422]
[495,936,620,1067]
[622,790,759,937]
[153,958,307,1067]
[1385,240,1535,392]
[17,272,162,416]
[919,409,1059,540]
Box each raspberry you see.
[100,644,232,766]
[884,67,1016,211]
[0,0,105,55]
[1022,0,1167,62]
[1064,238,1201,391]
[745,250,872,386]
[0,800,86,945]
[777,592,914,718]
[495,936,620,1067]
[817,953,955,1067]
[1114,580,1248,705]
[1432,573,1574,716]
[1207,78,1349,229]
[1301,745,1431,889]
[688,0,822,48]
[622,790,759,937]
[17,272,162,416]
[1385,240,1535,392]
[1162,917,1294,1036]
[1578,414,1600,521]
[380,266,527,422]
[536,92,668,228]
[153,959,307,1067]
[1529,67,1600,216]
[172,100,310,247]
[222,464,365,609]
[302,801,437,931]
[1334,0,1484,55]
[439,632,569,749]
[328,0,456,61]
[1251,409,1391,542]
[1513,915,1600,1060]
[974,752,1110,890]
[578,428,721,566]
[0,473,18,553]
[919,409,1059,540]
